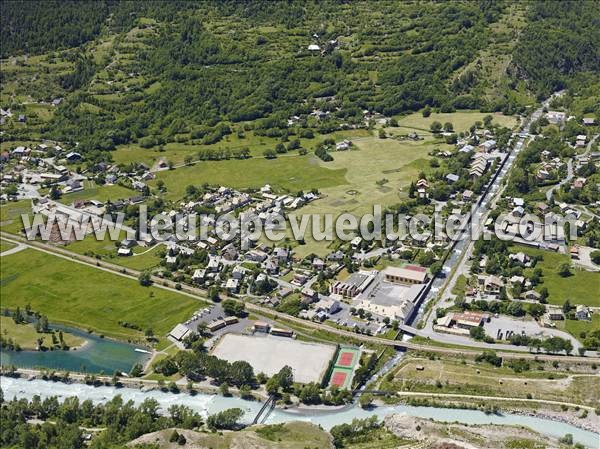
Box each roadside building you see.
[169,323,191,342]
[382,265,428,285]
[451,311,489,330]
[330,270,376,298]
[253,321,271,333]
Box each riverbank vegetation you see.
[0,387,338,449]
[0,315,84,352]
[377,352,599,408]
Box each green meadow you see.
[0,248,204,342]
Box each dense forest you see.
[511,1,600,98]
[1,1,598,160]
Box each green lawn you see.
[394,111,518,134]
[511,245,600,307]
[0,239,17,253]
[61,181,136,203]
[563,315,600,342]
[114,245,164,271]
[0,248,205,342]
[65,230,127,257]
[65,234,164,271]
[0,199,32,234]
[152,153,348,200]
[0,316,84,350]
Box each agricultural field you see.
[61,181,137,203]
[511,245,600,307]
[394,111,518,134]
[0,316,84,350]
[0,248,204,342]
[380,355,600,407]
[151,153,347,201]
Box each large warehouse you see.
[211,333,337,384]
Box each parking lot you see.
[484,315,579,346]
[184,304,253,338]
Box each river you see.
[1,377,597,448]
[0,324,151,374]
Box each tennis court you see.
[328,346,361,389]
[334,346,360,368]
[329,367,353,389]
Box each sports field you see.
[212,333,337,384]
[0,248,204,342]
[329,368,352,389]
[335,347,360,368]
[328,346,360,389]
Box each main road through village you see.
[1,240,597,364]
[2,92,598,364]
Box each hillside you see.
[2,0,598,166]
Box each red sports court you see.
[331,371,348,387]
[338,351,354,367]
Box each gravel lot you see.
[211,333,337,383]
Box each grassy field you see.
[326,425,410,449]
[0,248,205,342]
[264,133,436,257]
[0,199,32,234]
[152,153,347,200]
[562,315,600,342]
[511,245,600,307]
[61,181,136,203]
[394,111,518,134]
[115,245,164,271]
[300,135,433,216]
[0,316,84,350]
[64,231,127,258]
[381,355,599,407]
[0,239,17,252]
[65,233,163,271]
[112,129,371,167]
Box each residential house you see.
[546,308,564,320]
[546,111,566,125]
[225,278,240,293]
[312,258,325,271]
[445,173,459,183]
[301,287,318,304]
[582,117,595,126]
[523,290,541,301]
[65,152,82,161]
[575,305,591,321]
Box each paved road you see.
[2,232,598,363]
[414,92,589,352]
[0,240,26,257]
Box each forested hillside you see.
[511,0,600,98]
[1,0,598,163]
